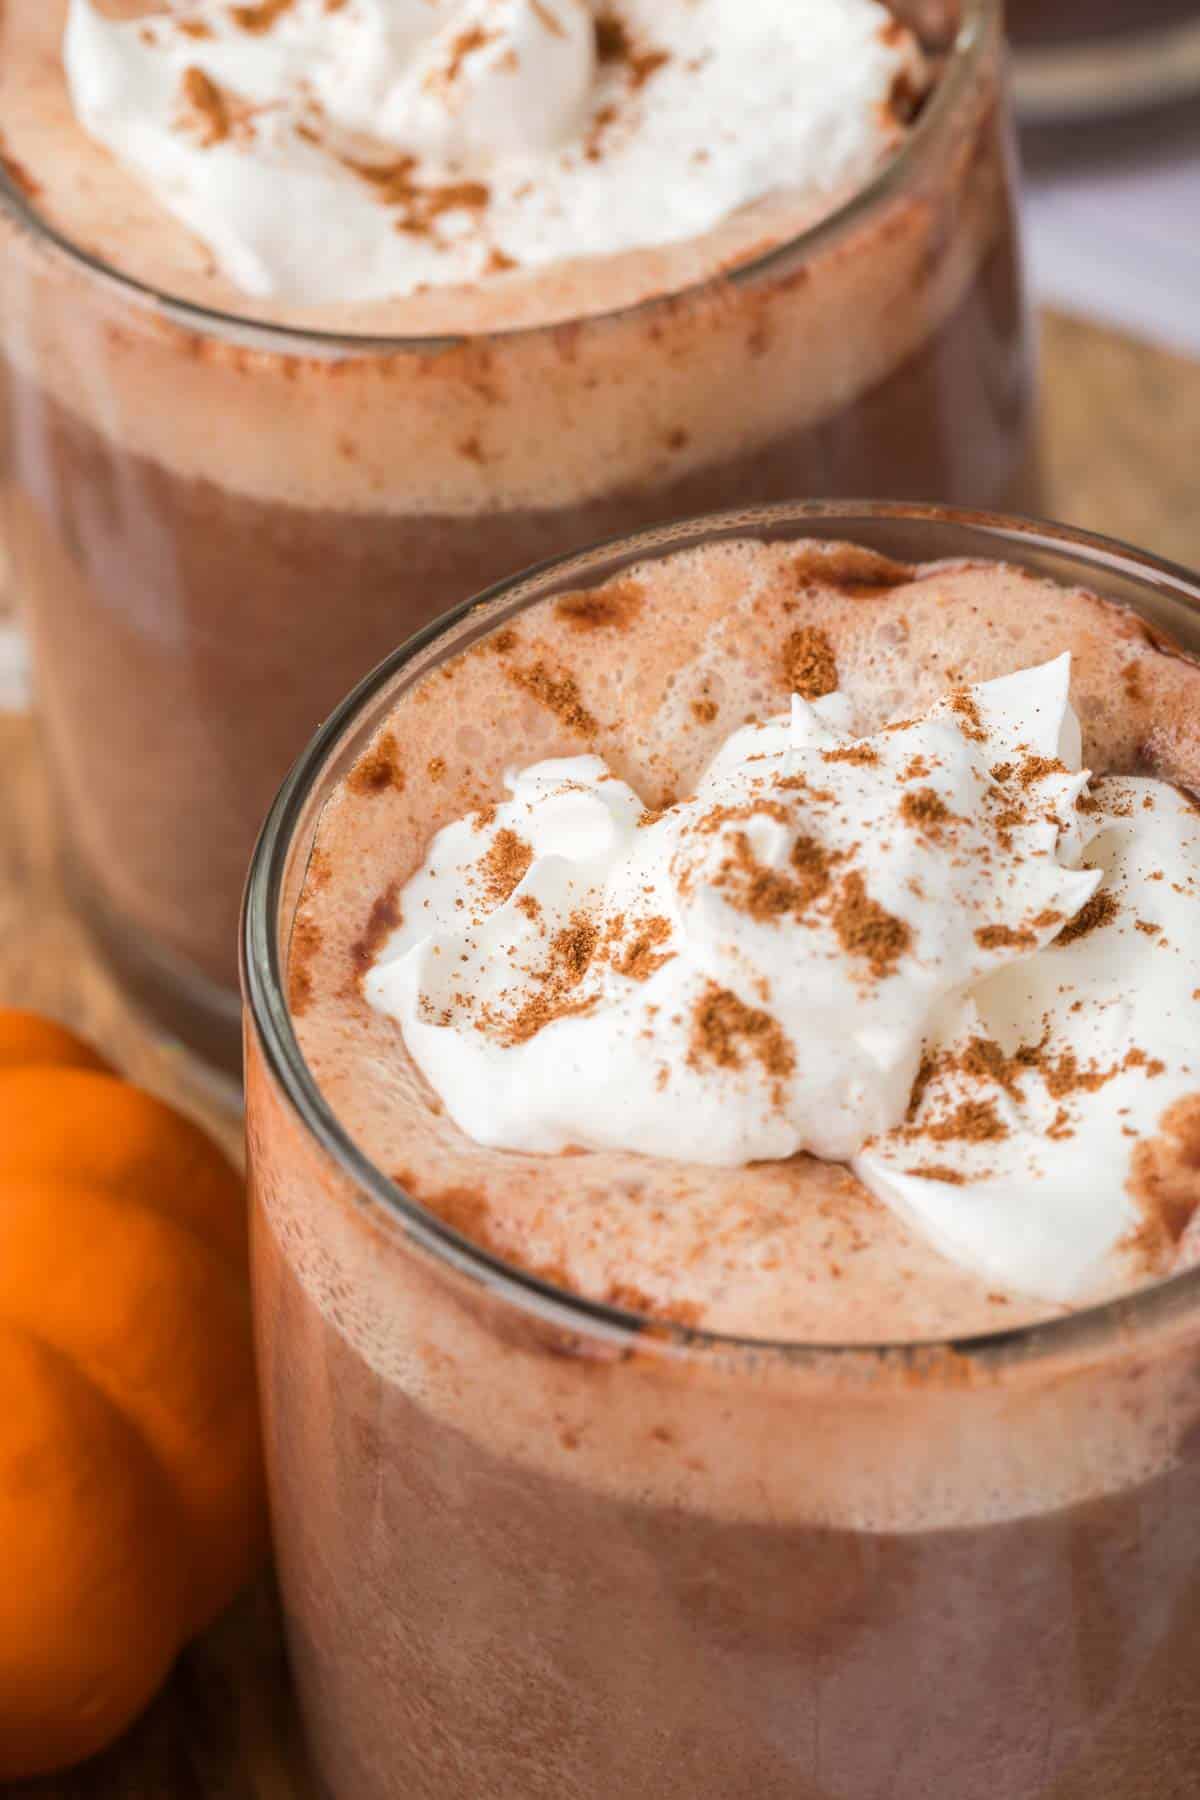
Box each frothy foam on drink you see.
[62,0,926,303]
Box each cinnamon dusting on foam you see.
[508,660,599,734]
[782,626,839,700]
[554,579,644,632]
[348,731,406,796]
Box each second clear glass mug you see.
[245,502,1200,1800]
[0,0,1033,1084]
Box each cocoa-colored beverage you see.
[244,507,1200,1800]
[0,0,1033,1080]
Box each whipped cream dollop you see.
[855,776,1200,1302]
[64,0,925,303]
[365,655,1200,1305]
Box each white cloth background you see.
[1021,102,1200,356]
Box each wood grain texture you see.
[0,310,1197,1798]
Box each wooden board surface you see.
[1,309,1198,1798]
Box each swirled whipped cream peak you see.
[369,662,1067,1145]
[63,0,928,303]
[365,649,1200,1304]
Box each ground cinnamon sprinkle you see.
[992,805,1026,844]
[1039,1048,1119,1100]
[348,730,406,795]
[492,911,601,1045]
[906,1164,967,1184]
[593,10,670,86]
[900,755,931,782]
[287,915,322,1017]
[924,1099,1009,1144]
[899,786,956,836]
[783,626,839,700]
[821,744,877,766]
[688,983,795,1084]
[530,0,567,36]
[1056,888,1117,945]
[427,756,446,781]
[1128,1094,1200,1247]
[830,872,911,978]
[1017,754,1067,788]
[555,579,643,631]
[714,829,837,923]
[230,0,293,31]
[694,799,791,835]
[442,23,493,85]
[1046,1107,1075,1141]
[975,922,1036,951]
[180,66,229,144]
[791,836,839,909]
[957,1036,1024,1099]
[594,11,633,61]
[691,698,720,724]
[479,829,532,906]
[614,916,674,981]
[949,689,986,743]
[342,149,490,234]
[509,659,598,734]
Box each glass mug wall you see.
[0,0,1032,1081]
[245,504,1200,1800]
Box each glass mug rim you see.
[0,0,997,357]
[242,498,1200,1380]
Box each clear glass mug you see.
[0,0,1033,1085]
[244,502,1200,1800]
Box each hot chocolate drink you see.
[0,0,1032,1077]
[245,510,1200,1800]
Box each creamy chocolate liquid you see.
[248,538,1200,1799]
[0,0,1033,1071]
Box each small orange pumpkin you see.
[0,1011,265,1779]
